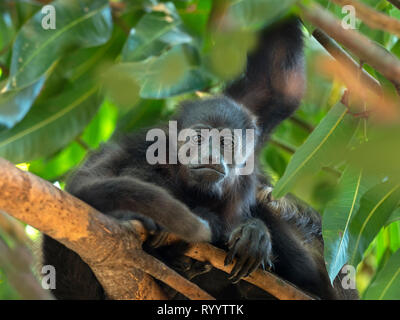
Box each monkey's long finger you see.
[245,256,264,278]
[227,229,241,249]
[263,256,274,270]
[224,243,239,266]
[230,258,254,283]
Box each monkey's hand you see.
[108,211,169,248]
[224,218,273,283]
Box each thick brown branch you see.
[0,158,212,300]
[299,2,400,85]
[0,157,312,300]
[331,0,400,37]
[132,225,314,300]
[184,243,314,300]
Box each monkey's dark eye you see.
[192,134,205,144]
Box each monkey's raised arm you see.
[225,17,305,138]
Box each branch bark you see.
[0,157,313,300]
[331,0,400,37]
[0,158,212,300]
[299,2,400,85]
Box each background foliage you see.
[0,0,399,299]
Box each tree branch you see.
[331,0,400,37]
[0,157,314,300]
[0,158,212,300]
[299,2,400,85]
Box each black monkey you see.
[42,17,354,300]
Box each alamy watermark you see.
[41,5,56,30]
[342,5,357,30]
[145,121,256,175]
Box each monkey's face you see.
[177,123,256,196]
[174,97,258,196]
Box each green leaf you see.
[272,103,358,198]
[348,182,400,268]
[363,249,400,300]
[0,77,45,129]
[8,0,112,90]
[0,78,101,163]
[386,207,400,226]
[121,3,192,62]
[117,45,211,99]
[322,167,378,282]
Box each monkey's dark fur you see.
[42,18,358,300]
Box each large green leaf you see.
[363,249,400,300]
[0,0,112,129]
[322,167,378,282]
[0,79,101,163]
[8,0,112,90]
[272,103,358,198]
[29,100,118,181]
[121,3,192,62]
[348,182,400,267]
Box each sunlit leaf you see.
[272,103,359,198]
[0,78,101,163]
[363,249,400,300]
[8,0,112,90]
[322,167,379,282]
[348,182,400,268]
[121,3,192,62]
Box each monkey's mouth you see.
[188,164,227,183]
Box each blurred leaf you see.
[348,182,400,268]
[346,126,400,180]
[7,0,113,90]
[227,0,297,29]
[0,78,101,163]
[272,103,359,198]
[363,249,400,300]
[323,167,379,282]
[117,45,210,98]
[121,3,192,62]
[0,10,15,51]
[100,64,141,109]
[207,30,256,81]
